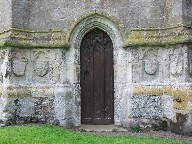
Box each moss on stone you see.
[6,87,31,98]
[0,28,70,49]
[125,25,192,48]
[163,86,173,96]
[133,86,192,110]
[6,86,55,98]
[133,87,163,96]
[0,24,191,49]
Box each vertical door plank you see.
[80,33,93,124]
[93,31,105,124]
[104,37,114,124]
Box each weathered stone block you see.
[130,96,163,120]
[170,113,192,136]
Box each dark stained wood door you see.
[80,29,114,125]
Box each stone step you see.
[80,125,127,132]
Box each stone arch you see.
[69,12,123,50]
[66,12,128,126]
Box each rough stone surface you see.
[170,113,192,136]
[28,0,167,31]
[130,96,163,120]
[0,0,12,31]
[0,0,192,136]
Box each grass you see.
[0,125,190,144]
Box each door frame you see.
[68,13,129,127]
[80,29,114,125]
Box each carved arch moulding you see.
[68,12,125,49]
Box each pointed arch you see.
[69,12,124,50]
[66,12,128,127]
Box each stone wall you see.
[0,0,192,136]
[28,0,167,31]
[183,0,192,27]
[0,0,12,32]
[126,44,192,135]
[12,0,31,29]
[0,48,71,126]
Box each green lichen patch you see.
[125,25,192,48]
[6,86,32,98]
[133,86,192,110]
[133,86,163,96]
[0,28,70,49]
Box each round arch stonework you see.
[67,13,129,126]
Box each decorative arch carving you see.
[69,12,124,49]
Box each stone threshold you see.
[80,124,128,132]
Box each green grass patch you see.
[0,125,190,144]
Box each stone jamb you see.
[68,13,126,126]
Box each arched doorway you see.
[80,29,114,125]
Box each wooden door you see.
[80,29,114,125]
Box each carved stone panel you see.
[143,49,159,75]
[170,48,183,77]
[34,61,49,77]
[12,60,27,77]
[32,50,50,83]
[142,49,159,81]
[10,49,28,79]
